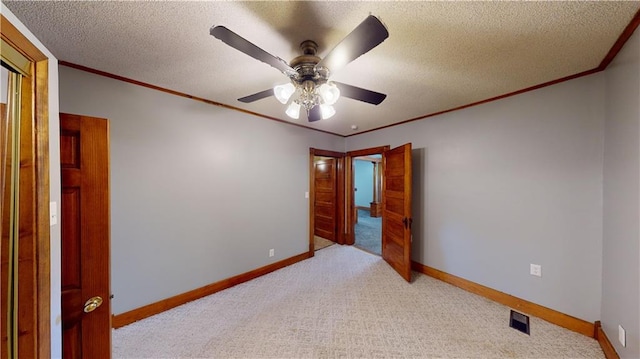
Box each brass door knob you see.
[83,296,103,313]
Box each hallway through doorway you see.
[354,209,381,255]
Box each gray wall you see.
[58,66,344,314]
[346,74,605,322]
[354,160,373,207]
[0,4,63,357]
[602,28,640,358]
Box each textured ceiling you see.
[4,1,640,136]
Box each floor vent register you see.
[509,310,530,335]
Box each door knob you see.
[83,296,103,313]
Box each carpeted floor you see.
[314,236,334,251]
[354,209,381,255]
[113,245,604,358]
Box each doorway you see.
[313,155,338,251]
[346,144,414,282]
[308,149,345,256]
[353,154,382,255]
[1,15,51,358]
[345,146,388,247]
[310,144,413,281]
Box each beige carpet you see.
[113,245,604,358]
[314,235,334,251]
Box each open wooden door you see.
[314,157,337,241]
[381,143,412,282]
[309,148,345,254]
[60,113,111,358]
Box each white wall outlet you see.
[619,325,626,347]
[305,191,309,199]
[530,264,542,277]
[269,249,274,257]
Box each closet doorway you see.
[308,148,345,256]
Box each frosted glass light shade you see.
[318,83,340,105]
[320,104,336,119]
[285,102,301,119]
[274,83,296,104]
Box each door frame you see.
[308,148,345,256]
[1,14,51,358]
[345,146,389,245]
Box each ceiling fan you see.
[210,15,389,122]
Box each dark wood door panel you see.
[315,191,335,203]
[315,204,336,218]
[314,158,338,242]
[315,216,335,229]
[61,188,81,288]
[381,143,412,282]
[60,113,111,358]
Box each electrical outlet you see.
[530,264,542,277]
[619,325,626,347]
[269,249,274,257]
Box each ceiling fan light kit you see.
[210,15,389,123]
[318,83,340,105]
[274,83,295,104]
[319,103,336,119]
[279,79,341,120]
[285,101,301,120]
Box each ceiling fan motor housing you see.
[289,40,329,86]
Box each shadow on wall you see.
[411,147,427,264]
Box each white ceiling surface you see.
[4,1,639,136]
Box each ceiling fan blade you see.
[210,26,297,77]
[308,105,322,122]
[238,89,274,103]
[316,15,389,75]
[334,82,386,105]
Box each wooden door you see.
[314,158,337,241]
[60,113,111,358]
[381,143,412,282]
